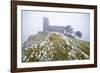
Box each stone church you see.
[43,17,65,34]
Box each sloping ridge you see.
[22,32,90,62]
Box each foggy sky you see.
[21,10,90,44]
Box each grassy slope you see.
[28,32,48,41]
[76,39,90,56]
[22,32,90,62]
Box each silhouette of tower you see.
[43,17,49,32]
[43,17,65,33]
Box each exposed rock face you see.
[22,32,90,62]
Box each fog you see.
[21,10,90,44]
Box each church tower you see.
[43,17,49,32]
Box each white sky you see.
[22,10,90,43]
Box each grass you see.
[76,39,90,56]
[27,32,48,41]
[22,32,90,62]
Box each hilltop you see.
[22,32,90,62]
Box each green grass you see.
[76,39,90,56]
[22,32,90,62]
[27,32,48,41]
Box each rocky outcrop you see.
[22,32,90,62]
